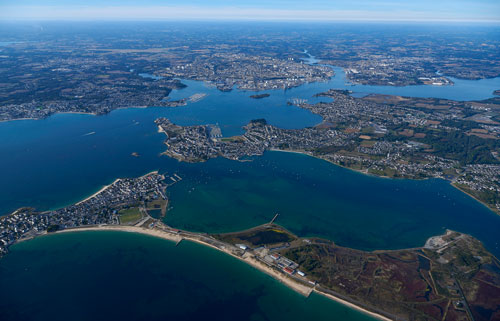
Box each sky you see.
[0,0,499,22]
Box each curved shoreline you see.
[74,179,120,205]
[54,225,391,321]
[268,149,500,216]
[0,104,171,124]
[450,182,499,214]
[4,163,496,320]
[73,170,159,206]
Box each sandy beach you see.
[186,236,314,297]
[75,179,120,205]
[241,253,313,296]
[314,289,392,321]
[75,171,160,206]
[57,224,391,320]
[51,168,390,320]
[60,225,312,296]
[57,225,182,243]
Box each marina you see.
[1,40,500,320]
[1,67,500,256]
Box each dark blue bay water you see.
[166,151,500,256]
[1,65,500,320]
[1,70,499,251]
[0,231,376,321]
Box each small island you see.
[155,87,500,215]
[250,93,270,99]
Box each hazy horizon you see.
[1,0,499,23]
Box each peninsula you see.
[2,23,499,122]
[1,173,499,321]
[155,89,500,214]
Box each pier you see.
[270,213,279,224]
[167,173,182,186]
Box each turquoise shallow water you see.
[1,58,500,320]
[0,231,376,321]
[1,67,499,216]
[1,68,500,256]
[166,151,500,256]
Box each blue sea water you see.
[1,65,500,254]
[165,151,500,256]
[1,57,500,320]
[0,231,377,321]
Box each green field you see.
[119,207,142,224]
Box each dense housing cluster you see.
[156,89,500,213]
[313,30,500,86]
[2,23,499,121]
[0,173,166,258]
[163,53,333,91]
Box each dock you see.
[166,173,182,186]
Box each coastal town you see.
[0,72,188,121]
[0,172,168,258]
[160,53,334,92]
[311,30,500,86]
[0,51,330,121]
[2,24,499,121]
[155,89,500,213]
[0,36,332,121]
[0,171,498,321]
[1,21,500,321]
